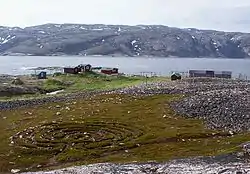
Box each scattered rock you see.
[11,78,24,85]
[241,142,250,154]
[172,85,250,132]
[11,169,20,173]
[19,158,250,174]
[65,106,70,111]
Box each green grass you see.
[42,72,167,92]
[0,94,249,173]
[42,79,67,91]
[0,72,167,101]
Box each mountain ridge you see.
[0,23,250,58]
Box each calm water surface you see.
[0,56,250,78]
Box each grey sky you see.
[0,0,250,32]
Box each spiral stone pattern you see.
[11,122,143,154]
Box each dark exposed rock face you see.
[1,24,250,58]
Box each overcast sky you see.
[0,0,250,32]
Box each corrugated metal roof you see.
[222,71,232,75]
[189,70,207,74]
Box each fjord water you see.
[0,56,250,78]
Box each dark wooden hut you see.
[171,73,181,81]
[77,64,92,72]
[37,71,47,79]
[64,64,92,74]
[189,70,232,79]
[64,67,79,74]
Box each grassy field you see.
[42,72,166,92]
[0,93,249,173]
[0,72,167,101]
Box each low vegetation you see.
[42,72,166,92]
[0,94,249,173]
[0,72,167,100]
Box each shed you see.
[206,70,215,77]
[77,64,92,72]
[189,70,232,79]
[101,68,119,75]
[189,70,207,77]
[37,71,47,79]
[64,64,92,74]
[171,73,181,81]
[219,71,232,79]
[64,67,79,74]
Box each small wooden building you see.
[171,73,181,81]
[189,70,207,77]
[101,68,119,75]
[189,70,232,79]
[214,71,232,79]
[37,71,47,79]
[64,64,92,74]
[77,64,92,72]
[64,67,79,74]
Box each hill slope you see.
[0,24,250,58]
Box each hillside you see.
[1,24,250,58]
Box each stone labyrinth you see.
[11,121,143,156]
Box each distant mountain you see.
[0,23,250,58]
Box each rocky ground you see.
[114,78,250,133]
[1,78,250,131]
[0,75,45,97]
[22,154,250,174]
[1,23,250,58]
[2,78,250,173]
[172,88,250,133]
[0,84,45,97]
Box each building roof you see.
[77,64,91,67]
[101,67,118,70]
[171,72,181,77]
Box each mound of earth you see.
[0,85,44,97]
[172,82,250,133]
